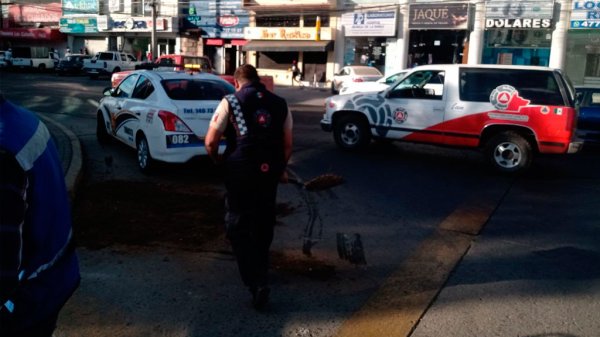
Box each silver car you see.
[331,65,383,94]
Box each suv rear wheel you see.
[333,115,371,150]
[485,131,532,173]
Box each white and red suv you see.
[321,64,582,173]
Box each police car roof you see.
[132,69,225,82]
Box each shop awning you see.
[242,40,333,52]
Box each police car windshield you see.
[161,79,234,101]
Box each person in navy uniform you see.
[205,64,293,310]
[0,93,80,336]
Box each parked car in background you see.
[575,85,600,143]
[340,70,407,95]
[11,46,59,71]
[97,70,234,172]
[55,54,91,75]
[331,65,383,94]
[0,50,12,69]
[84,51,141,79]
[322,64,581,173]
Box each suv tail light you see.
[352,78,364,82]
[158,110,192,132]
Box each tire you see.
[485,131,532,173]
[96,111,110,144]
[136,135,155,173]
[333,115,371,150]
[112,67,121,74]
[38,63,46,71]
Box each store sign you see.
[185,15,250,38]
[409,3,469,30]
[0,28,64,40]
[244,27,332,40]
[485,0,554,28]
[486,18,552,28]
[62,0,99,16]
[571,1,600,29]
[8,3,62,23]
[59,17,98,33]
[341,11,397,37]
[100,17,167,31]
[186,0,250,38]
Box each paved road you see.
[3,74,599,336]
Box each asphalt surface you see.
[45,85,600,337]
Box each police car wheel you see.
[485,131,532,173]
[334,115,371,150]
[96,111,110,144]
[136,135,154,173]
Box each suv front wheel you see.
[485,131,532,173]
[333,115,371,150]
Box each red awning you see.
[0,28,64,41]
[231,39,247,46]
[206,38,224,46]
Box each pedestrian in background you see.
[65,47,71,57]
[205,64,293,310]
[291,60,301,86]
[0,93,80,336]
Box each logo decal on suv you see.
[490,85,531,111]
[394,108,408,123]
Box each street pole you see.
[150,0,157,61]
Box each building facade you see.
[0,0,598,85]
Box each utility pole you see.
[150,0,157,61]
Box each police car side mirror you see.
[103,87,115,97]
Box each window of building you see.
[256,15,300,27]
[304,15,330,27]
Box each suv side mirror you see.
[575,91,583,105]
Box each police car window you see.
[389,71,444,99]
[131,75,154,100]
[115,74,138,98]
[459,68,564,106]
[162,79,234,100]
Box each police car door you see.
[105,73,140,146]
[382,70,446,143]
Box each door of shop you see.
[303,52,327,84]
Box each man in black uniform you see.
[205,64,293,310]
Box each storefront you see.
[243,17,334,86]
[565,0,600,85]
[182,0,250,75]
[1,2,66,53]
[407,2,470,67]
[340,9,397,75]
[482,0,554,66]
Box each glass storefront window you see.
[304,15,330,27]
[485,30,551,48]
[343,37,387,73]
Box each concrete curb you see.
[38,114,83,201]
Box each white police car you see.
[97,70,234,172]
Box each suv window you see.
[162,79,234,100]
[98,52,115,61]
[389,70,444,99]
[459,68,565,106]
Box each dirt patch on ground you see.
[73,180,225,251]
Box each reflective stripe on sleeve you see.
[15,121,50,171]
